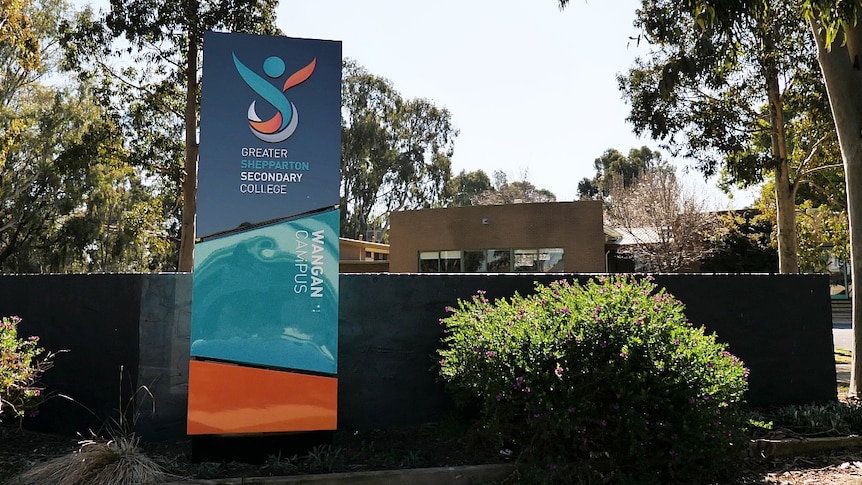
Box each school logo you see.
[233,54,316,143]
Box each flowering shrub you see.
[437,275,749,483]
[0,316,54,422]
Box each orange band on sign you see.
[187,360,337,435]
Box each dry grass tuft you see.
[12,435,168,485]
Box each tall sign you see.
[188,32,341,436]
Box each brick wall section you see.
[389,201,606,273]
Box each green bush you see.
[0,316,54,422]
[437,275,749,483]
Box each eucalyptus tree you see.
[636,0,862,396]
[633,1,817,273]
[1,0,171,272]
[561,0,862,393]
[472,170,556,205]
[803,0,862,398]
[61,0,280,271]
[446,169,493,207]
[578,146,665,199]
[340,59,457,239]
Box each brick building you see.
[388,201,606,273]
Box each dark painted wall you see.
[0,273,835,439]
[0,274,143,434]
[338,273,836,431]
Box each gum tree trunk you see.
[811,15,862,397]
[178,27,198,272]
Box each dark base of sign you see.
[190,430,334,463]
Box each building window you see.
[419,250,461,272]
[538,248,565,272]
[440,250,461,272]
[419,248,564,273]
[462,250,486,272]
[419,251,441,272]
[486,249,511,272]
[514,249,538,272]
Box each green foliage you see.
[701,209,778,272]
[749,401,862,438]
[341,59,458,238]
[0,316,54,422]
[0,0,175,272]
[446,169,492,207]
[0,0,41,72]
[438,276,749,483]
[580,146,665,199]
[470,170,556,205]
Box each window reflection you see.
[419,248,565,273]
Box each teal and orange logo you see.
[233,54,316,143]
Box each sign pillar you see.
[188,32,341,435]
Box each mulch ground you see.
[4,423,862,484]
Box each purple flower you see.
[486,351,496,358]
[513,376,526,390]
[495,393,502,401]
[555,366,564,377]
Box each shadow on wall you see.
[0,272,835,441]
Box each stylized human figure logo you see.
[233,54,316,143]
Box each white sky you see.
[276,0,758,207]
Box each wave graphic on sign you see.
[233,53,316,143]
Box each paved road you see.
[834,322,852,350]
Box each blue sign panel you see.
[191,209,339,375]
[198,32,342,238]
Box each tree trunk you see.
[764,28,799,274]
[811,16,862,397]
[774,159,798,273]
[178,29,198,272]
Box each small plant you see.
[303,444,344,472]
[0,316,57,422]
[11,366,169,485]
[749,401,862,438]
[438,275,750,483]
[13,435,167,485]
[263,451,299,473]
